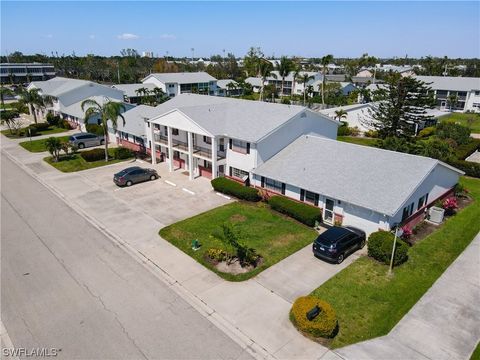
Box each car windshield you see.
[116,167,139,176]
[315,228,348,246]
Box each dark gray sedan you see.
[113,166,159,187]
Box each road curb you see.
[1,148,272,360]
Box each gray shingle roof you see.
[414,76,480,92]
[111,83,158,97]
[253,134,462,216]
[30,77,91,97]
[111,104,155,137]
[142,72,217,84]
[60,96,126,120]
[148,94,331,142]
[216,79,238,90]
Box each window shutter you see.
[246,142,250,154]
[229,139,232,149]
[314,194,319,207]
[261,176,265,187]
[300,189,305,201]
[229,167,232,176]
[281,183,286,195]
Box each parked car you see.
[113,166,159,187]
[312,226,366,264]
[68,132,105,149]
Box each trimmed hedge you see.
[113,147,134,159]
[367,230,408,266]
[448,160,480,178]
[290,296,338,338]
[29,123,51,131]
[211,177,260,202]
[455,139,480,160]
[80,148,105,162]
[268,195,321,227]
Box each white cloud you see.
[160,34,176,40]
[117,33,139,40]
[43,34,53,39]
[89,34,95,39]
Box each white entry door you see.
[324,198,335,224]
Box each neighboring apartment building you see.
[216,80,241,97]
[0,63,56,84]
[415,76,480,112]
[245,71,323,96]
[142,72,218,97]
[252,134,462,235]
[29,77,128,130]
[111,83,158,104]
[145,94,339,180]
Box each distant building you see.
[0,63,56,84]
[415,76,480,112]
[216,79,241,97]
[142,72,218,97]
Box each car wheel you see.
[337,254,345,264]
[150,175,157,181]
[100,140,105,145]
[78,143,85,149]
[360,239,366,248]
[126,180,133,187]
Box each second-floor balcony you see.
[172,139,188,151]
[154,134,168,144]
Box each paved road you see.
[1,153,251,360]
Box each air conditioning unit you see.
[429,206,445,224]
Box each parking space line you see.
[216,192,231,200]
[165,180,176,187]
[182,188,195,195]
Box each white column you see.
[167,126,173,172]
[150,123,156,165]
[187,132,194,180]
[211,136,217,179]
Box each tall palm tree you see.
[320,54,334,105]
[258,59,276,101]
[296,73,314,105]
[135,87,150,104]
[151,87,167,104]
[334,109,348,121]
[81,98,126,162]
[276,56,294,97]
[0,86,14,106]
[17,88,47,124]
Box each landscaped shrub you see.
[113,147,134,159]
[80,148,105,162]
[46,113,60,127]
[418,126,436,138]
[206,248,229,262]
[367,230,409,266]
[211,177,260,202]
[268,195,321,227]
[23,126,38,137]
[58,120,72,129]
[442,197,458,216]
[290,296,338,338]
[448,160,480,178]
[29,122,51,131]
[455,139,480,160]
[364,129,379,138]
[436,122,471,145]
[86,123,104,136]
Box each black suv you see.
[312,226,366,264]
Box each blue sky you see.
[1,1,479,58]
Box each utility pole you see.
[191,48,194,63]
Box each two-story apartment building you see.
[141,72,218,97]
[144,94,339,180]
[245,71,323,96]
[0,63,56,84]
[415,76,480,112]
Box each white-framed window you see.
[264,178,283,193]
[305,191,317,204]
[231,139,249,154]
[230,167,248,179]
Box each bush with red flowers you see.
[401,226,413,240]
[442,197,458,216]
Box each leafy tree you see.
[81,99,126,162]
[320,54,334,105]
[213,223,258,266]
[436,122,471,145]
[243,47,264,77]
[296,73,315,105]
[415,138,455,162]
[0,110,20,134]
[362,73,435,138]
[44,137,63,162]
[258,59,276,101]
[0,86,14,106]
[276,56,294,96]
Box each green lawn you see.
[471,342,480,360]
[337,136,379,147]
[310,176,480,349]
[20,136,70,152]
[2,125,69,139]
[44,148,132,172]
[439,113,480,133]
[159,202,317,281]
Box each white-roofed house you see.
[29,77,126,129]
[145,94,339,180]
[252,134,463,235]
[414,76,480,112]
[141,72,217,97]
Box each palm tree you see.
[258,59,276,101]
[81,98,126,162]
[296,73,315,105]
[334,109,348,121]
[135,87,150,104]
[320,54,334,105]
[276,56,294,97]
[44,137,63,162]
[0,110,20,134]
[0,86,14,106]
[151,87,167,105]
[17,88,48,124]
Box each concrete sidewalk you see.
[337,234,480,360]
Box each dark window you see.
[172,128,179,136]
[203,136,212,144]
[264,177,283,192]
